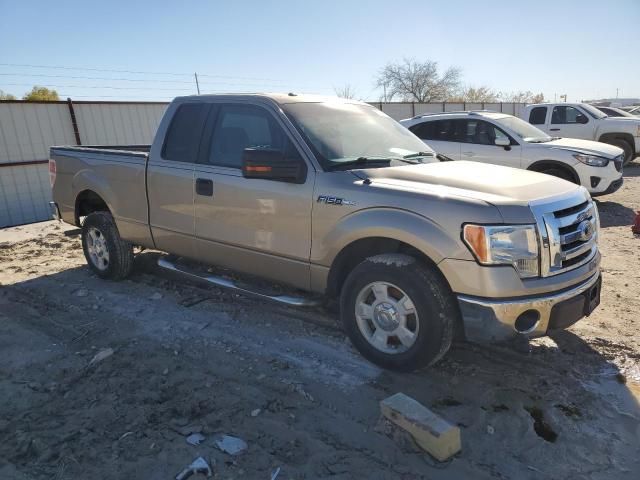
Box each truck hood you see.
[353,161,579,207]
[544,137,624,158]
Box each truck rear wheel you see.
[340,254,456,371]
[81,211,134,280]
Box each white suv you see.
[400,111,624,196]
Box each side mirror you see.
[576,114,588,124]
[242,148,306,184]
[494,137,510,147]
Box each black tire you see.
[339,253,456,372]
[540,167,576,183]
[81,211,134,280]
[606,138,634,166]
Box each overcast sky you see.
[1,0,638,102]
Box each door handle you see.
[195,178,213,196]
[549,128,560,131]
[462,151,475,157]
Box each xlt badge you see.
[317,195,356,206]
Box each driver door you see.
[548,105,595,139]
[458,119,522,168]
[192,103,315,290]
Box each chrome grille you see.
[531,191,599,277]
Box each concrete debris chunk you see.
[380,392,461,462]
[186,433,205,446]
[175,456,212,480]
[251,408,261,417]
[89,348,114,366]
[213,434,247,456]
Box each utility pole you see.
[616,87,619,99]
[194,73,200,95]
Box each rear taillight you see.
[49,159,56,188]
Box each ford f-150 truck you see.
[523,102,640,165]
[50,94,602,371]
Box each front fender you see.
[311,207,474,268]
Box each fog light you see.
[590,176,601,188]
[515,310,540,333]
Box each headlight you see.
[573,153,608,167]
[463,224,539,278]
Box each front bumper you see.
[457,272,601,343]
[591,177,623,197]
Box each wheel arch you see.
[598,132,636,155]
[527,160,580,184]
[75,189,110,225]
[325,236,453,299]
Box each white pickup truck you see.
[523,102,640,165]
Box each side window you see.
[208,104,301,168]
[409,121,436,140]
[529,107,547,125]
[461,120,508,145]
[551,106,588,124]
[162,103,208,162]
[432,120,458,141]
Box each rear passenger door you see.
[458,119,522,168]
[528,106,549,132]
[409,119,462,159]
[192,102,314,290]
[147,102,209,259]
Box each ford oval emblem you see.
[578,220,594,242]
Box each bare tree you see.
[499,90,545,103]
[0,89,17,100]
[448,85,498,103]
[376,58,461,102]
[334,84,358,99]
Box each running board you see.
[157,256,322,308]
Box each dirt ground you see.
[1,167,639,480]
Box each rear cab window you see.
[162,103,209,162]
[529,107,547,125]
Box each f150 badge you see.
[317,195,356,206]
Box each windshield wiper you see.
[327,156,393,171]
[402,151,435,160]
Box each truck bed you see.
[50,144,152,246]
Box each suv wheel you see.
[340,254,456,371]
[81,211,134,280]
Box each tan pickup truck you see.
[50,94,602,371]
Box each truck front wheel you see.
[340,254,456,371]
[607,139,633,166]
[81,212,134,280]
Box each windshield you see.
[282,102,435,169]
[581,104,608,119]
[493,115,552,143]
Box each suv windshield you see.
[494,115,552,143]
[282,102,436,170]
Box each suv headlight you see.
[573,153,608,167]
[463,224,539,278]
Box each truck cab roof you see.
[173,92,369,106]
